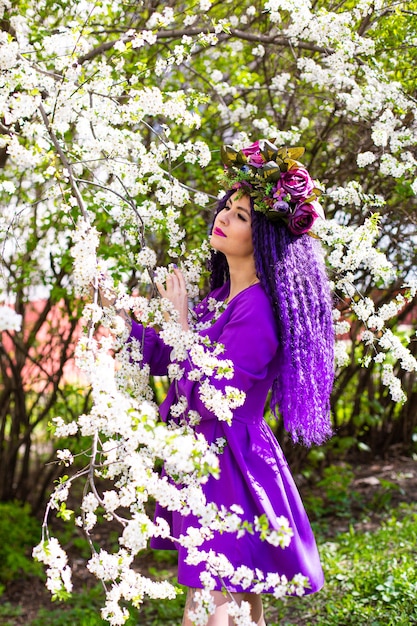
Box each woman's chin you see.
[209,237,222,252]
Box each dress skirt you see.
[151,414,324,594]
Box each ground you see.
[2,453,417,625]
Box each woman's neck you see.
[226,260,259,302]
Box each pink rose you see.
[241,141,260,156]
[241,141,265,168]
[277,167,314,201]
[287,201,322,235]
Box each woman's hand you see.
[156,267,189,331]
[97,286,116,309]
[92,275,132,331]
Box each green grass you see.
[0,603,23,626]
[264,503,417,625]
[2,477,417,625]
[0,502,44,584]
[19,504,417,626]
[28,584,142,626]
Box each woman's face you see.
[210,192,254,260]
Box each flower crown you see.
[220,139,324,235]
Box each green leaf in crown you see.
[220,145,248,168]
[258,161,282,183]
[259,139,280,163]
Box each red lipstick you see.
[213,227,226,237]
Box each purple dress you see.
[129,282,324,594]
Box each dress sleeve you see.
[165,290,279,421]
[128,320,173,376]
[212,294,278,391]
[127,285,226,377]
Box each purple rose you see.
[287,201,322,235]
[272,199,290,214]
[277,167,314,201]
[241,141,265,168]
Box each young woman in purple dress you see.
[115,140,334,625]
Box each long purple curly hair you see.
[209,191,335,446]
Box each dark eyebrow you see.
[226,200,251,217]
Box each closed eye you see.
[225,203,248,221]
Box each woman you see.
[118,140,334,625]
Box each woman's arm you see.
[128,267,190,374]
[128,320,173,376]
[107,268,190,376]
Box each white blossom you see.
[71,218,99,297]
[381,363,407,403]
[33,538,73,595]
[52,417,79,437]
[136,246,157,268]
[357,151,376,167]
[56,449,74,467]
[252,44,265,57]
[0,305,22,331]
[334,341,350,367]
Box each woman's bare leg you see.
[182,588,266,626]
[242,592,265,625]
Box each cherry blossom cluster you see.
[0,305,22,331]
[315,216,417,400]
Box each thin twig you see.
[38,102,89,220]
